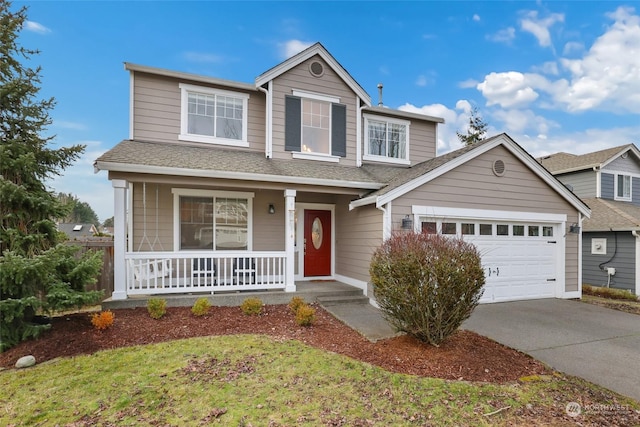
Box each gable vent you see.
[492,159,506,176]
[309,61,324,77]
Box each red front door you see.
[304,210,331,277]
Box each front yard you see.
[1,304,638,426]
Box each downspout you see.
[129,69,134,140]
[377,201,391,241]
[258,81,273,159]
[356,97,362,167]
[633,230,640,296]
[577,212,583,297]
[594,166,601,198]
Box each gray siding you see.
[582,231,636,293]
[555,171,596,198]
[601,173,614,200]
[132,72,265,152]
[392,145,581,293]
[131,182,174,251]
[270,56,359,166]
[604,155,640,174]
[634,177,640,207]
[335,196,383,283]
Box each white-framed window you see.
[179,83,249,147]
[301,97,331,154]
[172,189,254,251]
[363,114,410,165]
[615,174,632,201]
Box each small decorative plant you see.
[241,297,263,316]
[191,297,211,316]
[288,296,306,314]
[147,298,167,319]
[90,310,115,330]
[295,304,316,326]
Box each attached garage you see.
[351,134,591,303]
[413,207,566,303]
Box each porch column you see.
[111,179,128,300]
[284,189,297,292]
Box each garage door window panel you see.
[479,224,493,235]
[513,225,525,236]
[496,224,509,236]
[528,225,540,237]
[461,223,475,235]
[543,226,553,237]
[442,222,457,235]
[421,221,437,234]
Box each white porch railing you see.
[125,251,286,295]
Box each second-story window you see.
[615,174,632,201]
[301,98,330,154]
[179,83,249,147]
[363,115,410,165]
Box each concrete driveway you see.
[463,299,640,402]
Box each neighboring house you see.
[58,223,99,240]
[95,42,589,303]
[540,144,640,295]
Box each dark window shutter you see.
[285,95,301,152]
[331,103,346,157]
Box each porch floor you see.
[101,280,367,310]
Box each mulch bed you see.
[0,304,548,382]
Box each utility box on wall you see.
[591,238,607,255]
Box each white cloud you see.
[491,108,557,136]
[562,41,584,55]
[458,79,479,89]
[472,14,481,22]
[53,120,88,131]
[477,71,540,109]
[519,11,564,47]
[279,40,313,59]
[486,27,515,43]
[183,51,223,63]
[24,20,51,34]
[531,61,559,75]
[415,75,427,87]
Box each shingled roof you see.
[538,144,635,174]
[581,197,640,232]
[95,139,405,189]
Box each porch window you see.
[173,189,253,251]
[615,174,631,201]
[363,114,410,165]
[179,83,249,147]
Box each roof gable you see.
[255,42,371,105]
[539,144,640,174]
[350,133,591,218]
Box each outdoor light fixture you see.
[569,223,580,233]
[401,215,413,230]
[268,203,276,214]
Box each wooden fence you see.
[66,239,114,299]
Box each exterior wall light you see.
[268,203,276,214]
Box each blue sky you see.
[13,1,640,221]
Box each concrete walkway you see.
[318,299,400,342]
[463,299,640,402]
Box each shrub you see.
[583,284,638,301]
[90,310,115,330]
[370,232,485,346]
[191,298,211,316]
[241,297,263,316]
[147,298,167,319]
[288,296,306,314]
[295,304,316,326]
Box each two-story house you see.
[95,43,589,304]
[540,144,640,295]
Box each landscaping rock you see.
[15,355,36,369]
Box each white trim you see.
[292,152,340,163]
[613,172,632,201]
[128,71,134,140]
[266,81,273,158]
[596,168,602,198]
[96,161,383,190]
[363,114,411,164]
[171,188,254,252]
[356,97,362,167]
[411,206,567,223]
[561,291,582,299]
[577,212,583,298]
[382,202,392,240]
[112,179,128,300]
[294,203,335,281]
[284,189,297,292]
[178,83,250,146]
[127,182,133,253]
[292,89,340,104]
[635,232,640,296]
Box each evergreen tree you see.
[102,217,114,228]
[457,106,488,146]
[57,193,100,227]
[0,1,103,351]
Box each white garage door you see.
[420,219,560,303]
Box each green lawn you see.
[2,335,638,426]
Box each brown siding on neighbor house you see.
[132,72,266,152]
[270,56,359,166]
[335,196,383,283]
[391,144,581,292]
